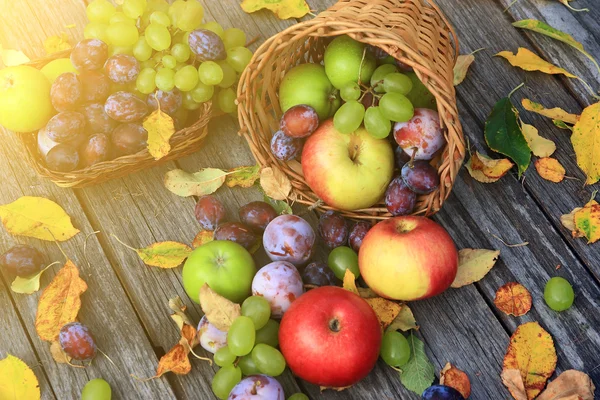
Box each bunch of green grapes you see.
[211,296,285,399]
[333,63,415,138]
[84,0,253,116]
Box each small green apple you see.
[279,63,338,120]
[324,36,376,90]
[182,240,256,304]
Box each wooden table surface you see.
[1,0,599,399]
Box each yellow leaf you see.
[494,282,532,317]
[50,341,71,364]
[466,152,513,183]
[573,200,600,244]
[521,123,556,157]
[136,241,192,268]
[144,107,176,160]
[557,0,589,12]
[342,269,359,295]
[44,32,71,55]
[503,322,557,400]
[0,196,80,241]
[199,284,241,331]
[452,248,500,288]
[0,45,30,66]
[387,304,418,332]
[571,102,600,185]
[11,262,59,295]
[164,168,227,197]
[537,370,595,400]
[260,167,291,201]
[241,0,310,19]
[0,354,41,400]
[496,48,576,78]
[365,297,402,331]
[192,230,214,248]
[522,99,579,125]
[225,165,260,188]
[535,158,566,183]
[35,260,87,342]
[453,54,475,86]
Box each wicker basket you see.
[238,0,465,220]
[21,49,212,188]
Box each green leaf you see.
[225,165,260,189]
[263,195,292,215]
[164,168,227,197]
[485,97,531,177]
[399,333,435,395]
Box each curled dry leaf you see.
[521,123,556,158]
[557,0,589,12]
[573,200,600,243]
[572,102,600,185]
[365,297,402,331]
[440,363,471,399]
[537,369,595,400]
[496,48,576,78]
[155,324,199,378]
[535,158,566,183]
[453,54,475,86]
[11,262,58,295]
[225,165,260,188]
[164,168,227,197]
[144,107,176,160]
[0,196,79,241]
[466,152,514,183]
[561,207,581,234]
[502,368,528,400]
[50,341,71,364]
[503,322,557,400]
[521,99,579,125]
[240,0,310,19]
[494,282,532,317]
[387,304,418,332]
[0,354,41,400]
[35,260,88,342]
[260,167,292,201]
[192,230,214,248]
[169,296,194,330]
[199,284,241,331]
[451,249,500,288]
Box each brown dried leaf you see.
[365,297,401,331]
[535,158,566,183]
[342,269,359,295]
[440,363,471,399]
[537,370,595,400]
[155,324,197,378]
[494,282,532,317]
[451,249,500,288]
[192,230,214,248]
[502,368,528,400]
[260,167,291,201]
[387,304,418,332]
[454,54,475,86]
[199,284,241,331]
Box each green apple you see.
[404,71,437,110]
[279,63,338,120]
[182,240,256,304]
[324,36,376,90]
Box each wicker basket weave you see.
[238,0,465,220]
[20,49,212,188]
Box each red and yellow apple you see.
[301,119,394,211]
[359,216,458,301]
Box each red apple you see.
[278,286,381,388]
[359,216,458,301]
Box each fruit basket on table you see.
[238,0,465,220]
[20,48,211,189]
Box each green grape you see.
[133,37,153,62]
[217,61,237,89]
[122,0,147,19]
[171,43,191,63]
[218,88,237,114]
[109,12,136,26]
[255,319,279,347]
[136,68,157,94]
[380,331,411,367]
[167,0,186,28]
[176,1,204,31]
[227,316,256,356]
[202,21,225,39]
[87,0,116,24]
[544,277,575,311]
[191,81,214,103]
[379,92,414,122]
[155,67,175,92]
[288,394,309,400]
[370,64,398,93]
[328,246,360,280]
[109,45,134,57]
[106,22,139,47]
[140,59,155,70]
[214,346,236,367]
[226,47,253,73]
[81,378,111,400]
[241,296,271,330]
[149,11,170,26]
[223,28,246,49]
[383,73,413,95]
[152,52,163,63]
[333,100,365,134]
[174,65,199,92]
[238,354,261,376]
[340,82,361,102]
[198,61,224,86]
[251,344,286,377]
[145,22,171,51]
[379,55,396,65]
[211,366,242,400]
[147,0,169,13]
[162,55,177,69]
[84,22,109,43]
[175,62,186,71]
[364,106,392,139]
[183,92,201,110]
